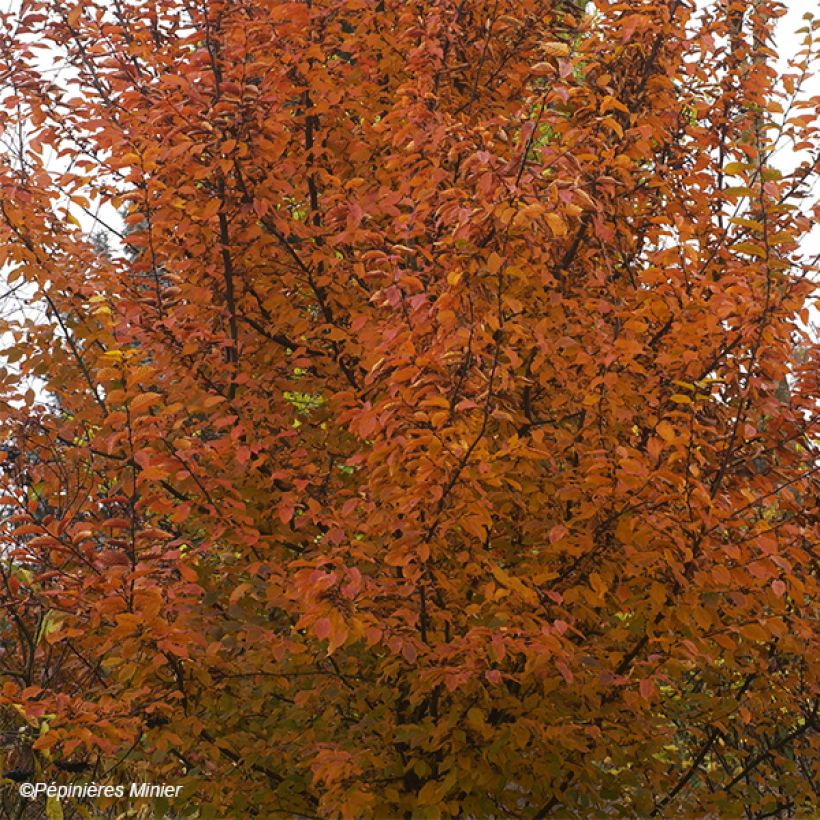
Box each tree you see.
[0,0,817,816]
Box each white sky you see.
[775,2,820,225]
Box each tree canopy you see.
[0,0,817,817]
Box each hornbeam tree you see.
[0,0,817,817]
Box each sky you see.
[775,1,820,328]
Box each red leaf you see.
[314,617,331,641]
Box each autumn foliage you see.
[0,0,817,816]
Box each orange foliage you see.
[0,0,816,816]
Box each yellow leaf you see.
[729,217,762,230]
[733,241,766,258]
[46,795,64,820]
[768,232,795,246]
[467,707,485,726]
